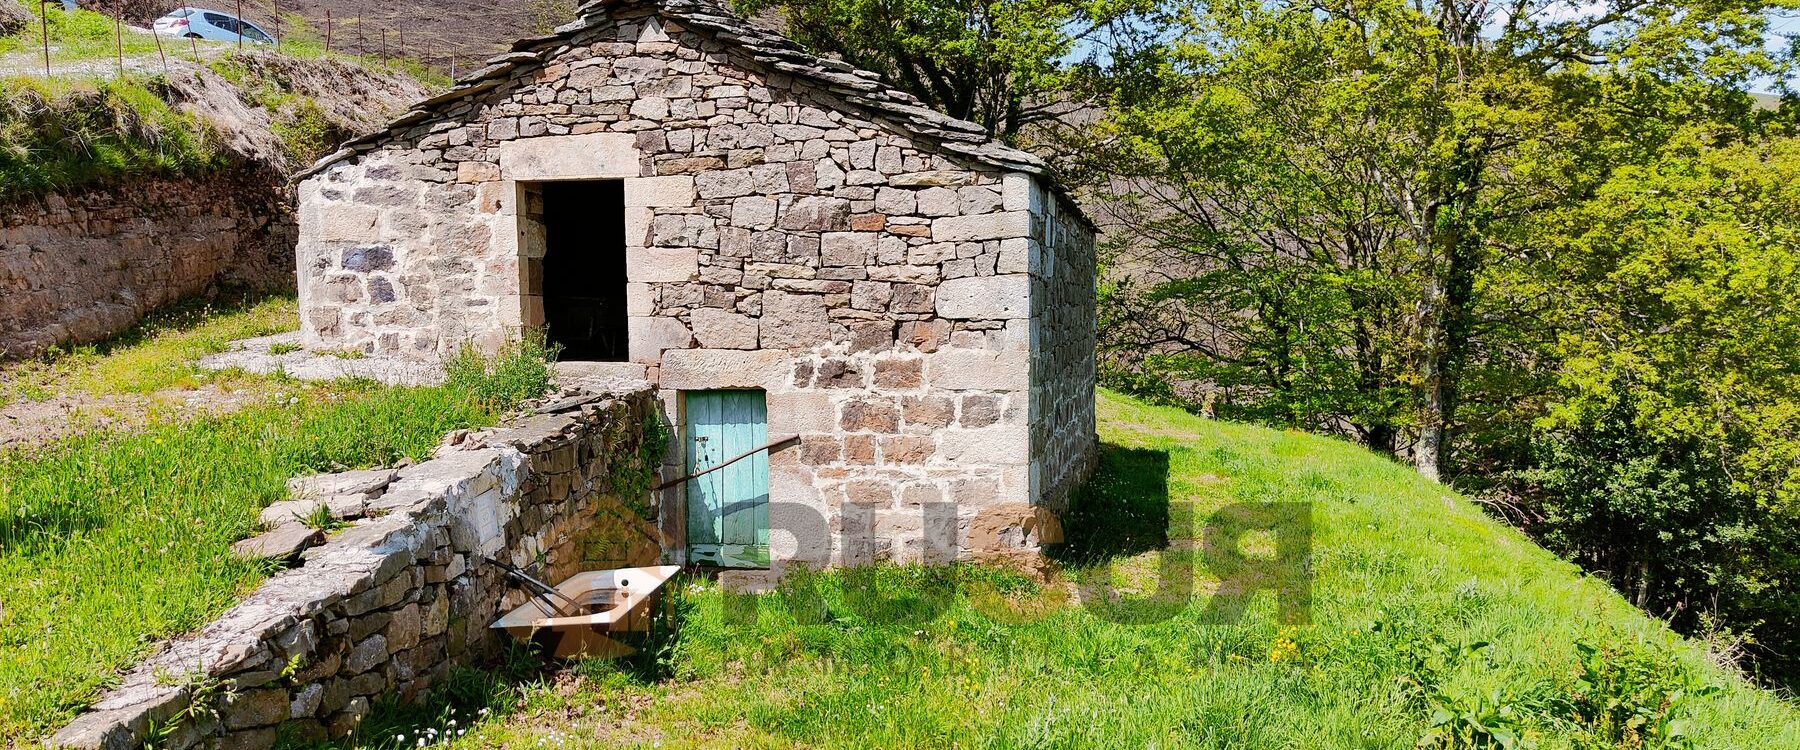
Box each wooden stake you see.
[380,28,386,67]
[113,5,123,78]
[273,0,281,53]
[356,14,363,62]
[234,0,243,53]
[324,10,331,54]
[151,8,168,75]
[40,0,51,79]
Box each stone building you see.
[292,0,1096,569]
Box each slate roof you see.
[297,0,1056,182]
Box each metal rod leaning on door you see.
[652,435,799,492]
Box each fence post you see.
[325,9,332,54]
[113,3,122,78]
[40,0,50,79]
[152,8,168,75]
[234,0,243,53]
[273,0,281,53]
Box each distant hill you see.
[271,0,553,73]
[82,0,557,74]
[91,0,784,76]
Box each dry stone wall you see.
[50,386,662,750]
[0,169,296,359]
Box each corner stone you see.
[932,212,1029,243]
[628,317,692,364]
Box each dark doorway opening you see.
[540,180,628,362]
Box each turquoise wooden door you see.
[685,390,771,568]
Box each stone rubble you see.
[197,332,446,387]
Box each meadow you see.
[0,297,549,741]
[338,392,1800,750]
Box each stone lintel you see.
[660,348,790,391]
[498,133,639,181]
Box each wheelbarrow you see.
[488,561,682,659]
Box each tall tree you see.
[1517,134,1800,677]
[1090,0,1785,478]
[731,0,1160,139]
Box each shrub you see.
[442,336,557,413]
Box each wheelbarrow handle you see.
[482,556,583,616]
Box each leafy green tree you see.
[1519,135,1800,678]
[731,0,1161,139]
[1088,0,1785,477]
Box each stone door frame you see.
[497,133,700,367]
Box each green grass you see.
[0,71,223,199]
[0,3,449,197]
[0,294,298,407]
[353,390,1800,750]
[0,298,555,741]
[0,3,170,62]
[0,386,498,739]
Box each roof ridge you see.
[294,0,1052,185]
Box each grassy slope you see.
[0,3,441,201]
[0,300,535,741]
[379,390,1800,750]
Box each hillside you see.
[272,0,548,72]
[361,389,1800,749]
[0,3,439,358]
[173,0,783,75]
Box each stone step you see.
[230,524,324,561]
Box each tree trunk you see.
[1418,278,1447,478]
[1414,142,1485,483]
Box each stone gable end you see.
[295,0,1098,567]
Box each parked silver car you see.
[152,7,275,45]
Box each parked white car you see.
[152,7,276,45]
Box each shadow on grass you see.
[1049,442,1172,568]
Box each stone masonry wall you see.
[0,168,296,359]
[1028,179,1099,513]
[50,386,661,750]
[294,4,1096,565]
